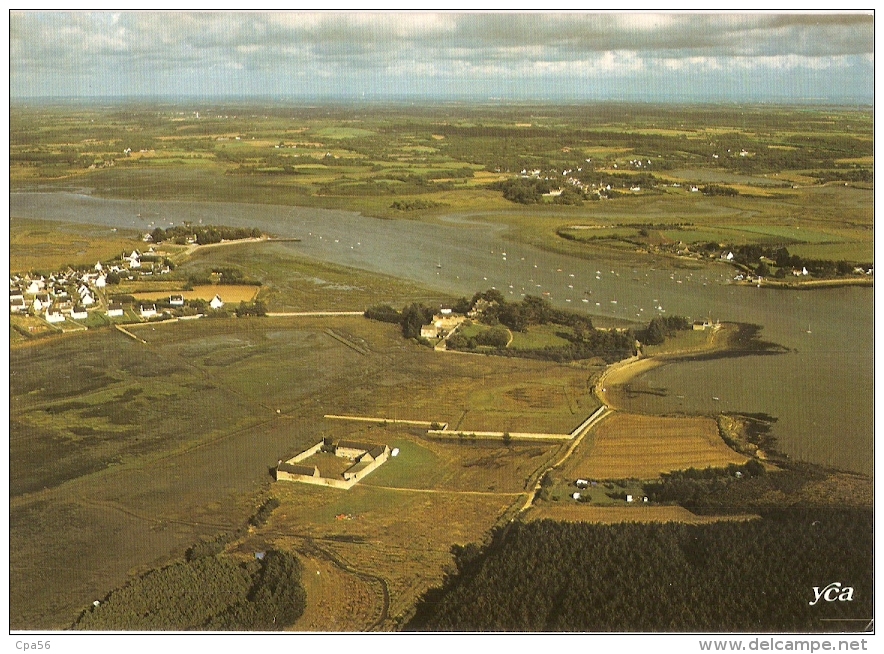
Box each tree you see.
[756,261,770,277]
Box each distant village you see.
[9,246,226,333]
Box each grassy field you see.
[10,217,142,273]
[9,315,590,629]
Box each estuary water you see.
[11,192,874,475]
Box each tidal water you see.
[11,192,873,475]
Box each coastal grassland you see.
[9,315,600,628]
[10,217,142,273]
[265,481,521,628]
[559,412,748,480]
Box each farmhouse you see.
[107,303,124,317]
[140,304,157,318]
[209,295,224,309]
[69,305,88,320]
[277,439,391,488]
[169,294,185,306]
[277,462,320,479]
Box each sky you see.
[8,11,875,104]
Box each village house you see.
[44,307,65,323]
[70,305,88,320]
[25,279,44,295]
[32,293,51,312]
[140,304,157,318]
[209,295,224,309]
[169,294,185,306]
[106,303,124,318]
[125,250,142,268]
[10,297,27,314]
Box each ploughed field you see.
[564,412,748,480]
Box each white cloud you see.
[8,11,874,101]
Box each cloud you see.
[9,11,874,101]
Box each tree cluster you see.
[73,549,305,631]
[408,510,872,632]
[638,315,692,345]
[150,224,262,245]
[234,300,268,317]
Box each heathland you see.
[9,102,873,632]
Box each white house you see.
[140,304,157,318]
[95,275,107,288]
[95,261,103,272]
[10,288,24,303]
[70,305,88,320]
[80,292,95,306]
[45,308,65,323]
[209,295,224,310]
[10,298,27,313]
[107,303,124,317]
[420,324,439,339]
[169,294,185,306]
[32,293,51,312]
[25,279,44,295]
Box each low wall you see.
[277,470,355,489]
[427,430,570,442]
[289,441,324,463]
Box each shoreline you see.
[735,277,872,290]
[594,323,735,411]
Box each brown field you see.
[263,481,520,628]
[560,412,748,480]
[130,284,259,303]
[286,552,384,631]
[525,503,758,524]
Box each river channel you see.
[11,192,874,476]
